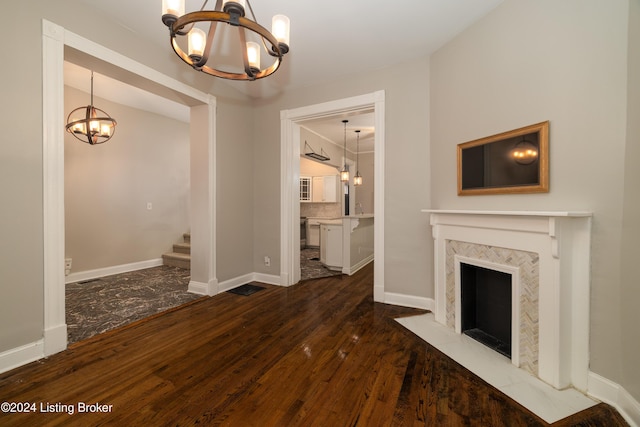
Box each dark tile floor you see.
[300,247,343,281]
[65,265,202,344]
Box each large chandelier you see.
[65,71,117,145]
[161,0,290,81]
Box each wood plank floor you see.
[0,263,627,426]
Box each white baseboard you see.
[384,292,435,311]
[0,340,44,375]
[65,258,164,284]
[252,273,282,286]
[188,279,218,296]
[343,255,374,276]
[44,323,68,356]
[588,371,640,427]
[218,272,283,293]
[218,274,255,293]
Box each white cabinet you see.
[306,219,321,247]
[312,175,338,203]
[320,222,343,271]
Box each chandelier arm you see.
[244,0,271,55]
[245,0,257,21]
[173,12,282,56]
[173,0,212,36]
[90,71,94,107]
[170,12,283,80]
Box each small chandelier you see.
[511,137,538,165]
[353,130,363,186]
[161,0,290,81]
[340,120,350,182]
[65,71,117,145]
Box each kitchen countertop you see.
[318,218,343,225]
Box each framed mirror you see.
[457,121,549,195]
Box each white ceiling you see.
[72,0,504,149]
[301,112,376,154]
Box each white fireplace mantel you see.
[422,209,592,391]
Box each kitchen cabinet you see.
[300,176,311,202]
[312,175,338,203]
[320,221,343,271]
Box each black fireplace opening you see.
[461,263,512,358]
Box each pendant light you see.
[353,130,363,186]
[65,71,117,145]
[340,120,350,182]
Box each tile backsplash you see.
[301,203,341,218]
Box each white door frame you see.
[280,90,385,301]
[42,20,217,356]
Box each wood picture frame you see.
[457,121,549,195]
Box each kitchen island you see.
[319,215,374,275]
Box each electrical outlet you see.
[264,256,271,266]
[64,258,72,276]
[147,202,153,210]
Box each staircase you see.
[162,233,191,269]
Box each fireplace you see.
[424,210,592,391]
[461,263,512,358]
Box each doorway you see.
[42,20,217,356]
[280,91,385,301]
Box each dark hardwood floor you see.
[0,263,627,426]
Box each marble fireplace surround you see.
[423,210,592,391]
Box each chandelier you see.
[161,0,290,81]
[65,71,117,145]
[511,137,538,165]
[340,120,350,182]
[353,130,363,186]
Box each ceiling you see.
[71,0,504,150]
[301,112,376,154]
[78,0,503,99]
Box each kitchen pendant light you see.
[65,71,117,145]
[161,0,290,81]
[353,130,363,186]
[340,120,350,182]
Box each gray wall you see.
[355,151,374,214]
[252,56,432,296]
[430,0,637,401]
[64,86,190,273]
[620,0,640,402]
[216,97,256,283]
[0,1,253,354]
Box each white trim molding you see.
[188,280,218,296]
[424,209,592,391]
[588,371,640,427]
[41,19,216,363]
[280,91,386,298]
[65,259,164,284]
[0,341,45,375]
[218,272,283,294]
[42,19,67,357]
[384,293,435,311]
